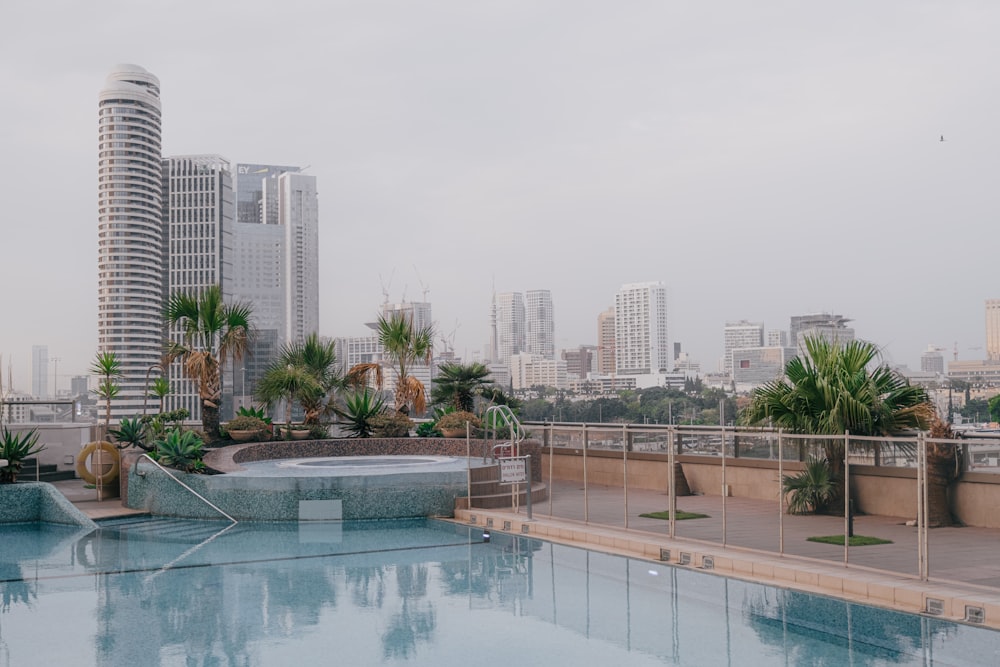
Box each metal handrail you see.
[134,454,238,524]
[485,405,525,459]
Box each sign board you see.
[499,456,528,484]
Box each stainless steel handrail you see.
[134,454,238,524]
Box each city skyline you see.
[2,2,998,392]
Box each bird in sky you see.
[940,135,946,142]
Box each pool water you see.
[1,518,997,665]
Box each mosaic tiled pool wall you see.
[122,439,542,522]
[0,482,96,527]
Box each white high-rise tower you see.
[97,65,164,418]
[614,282,669,376]
[525,289,555,360]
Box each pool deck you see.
[49,476,1000,630]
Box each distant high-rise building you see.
[70,376,89,398]
[494,292,525,365]
[767,330,788,347]
[723,321,764,377]
[732,347,798,388]
[614,282,669,376]
[987,299,1000,361]
[230,164,319,414]
[789,313,854,354]
[524,290,555,360]
[561,346,595,379]
[597,307,616,375]
[162,155,234,420]
[97,64,164,418]
[31,345,48,398]
[920,345,945,374]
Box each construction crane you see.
[378,269,395,306]
[413,265,430,302]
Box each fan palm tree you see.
[377,311,434,415]
[431,362,492,412]
[257,363,322,438]
[163,285,254,439]
[257,333,342,430]
[741,336,934,511]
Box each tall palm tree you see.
[90,351,122,436]
[741,336,934,508]
[431,362,492,412]
[377,312,434,415]
[164,285,254,439]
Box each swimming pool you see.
[1,518,996,665]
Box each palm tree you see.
[741,336,934,510]
[90,351,122,436]
[377,311,434,415]
[149,377,171,414]
[257,363,322,438]
[163,285,254,440]
[431,362,492,412]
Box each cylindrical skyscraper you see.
[97,64,163,418]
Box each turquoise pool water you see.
[1,518,997,665]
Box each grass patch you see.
[807,535,892,546]
[83,484,96,489]
[639,510,710,521]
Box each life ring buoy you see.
[76,441,120,485]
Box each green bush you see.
[436,411,481,432]
[369,411,414,438]
[0,428,44,483]
[153,429,206,473]
[782,458,837,515]
[109,417,150,451]
[415,421,442,437]
[335,389,387,438]
[225,415,270,433]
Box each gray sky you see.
[1,1,997,392]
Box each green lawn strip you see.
[807,535,893,546]
[638,510,710,520]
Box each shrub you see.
[225,415,270,433]
[153,429,206,473]
[0,428,44,483]
[308,424,330,440]
[369,411,414,438]
[782,458,837,515]
[415,421,442,438]
[109,416,150,451]
[237,405,272,424]
[335,389,387,438]
[436,411,481,432]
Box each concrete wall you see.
[3,423,93,475]
[542,449,1000,528]
[0,482,97,527]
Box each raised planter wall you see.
[0,482,97,527]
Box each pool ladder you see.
[484,405,525,460]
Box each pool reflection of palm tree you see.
[382,564,436,660]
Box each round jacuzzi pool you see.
[226,455,474,477]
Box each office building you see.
[987,299,1000,361]
[614,281,669,377]
[510,353,567,391]
[723,321,764,377]
[562,345,595,379]
[493,292,525,366]
[597,307,616,375]
[920,346,945,374]
[162,155,234,419]
[97,64,164,418]
[230,164,319,413]
[790,313,855,354]
[31,345,48,398]
[767,330,788,347]
[524,289,555,359]
[732,346,798,389]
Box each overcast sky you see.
[1,1,997,392]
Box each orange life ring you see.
[76,441,120,485]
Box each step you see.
[460,482,548,510]
[96,515,235,542]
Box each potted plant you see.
[368,411,414,438]
[289,425,312,440]
[436,411,481,438]
[0,428,44,483]
[225,415,270,442]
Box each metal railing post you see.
[548,422,554,516]
[844,430,850,566]
[721,423,727,547]
[583,423,589,523]
[778,429,784,555]
[668,425,676,539]
[623,424,629,530]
